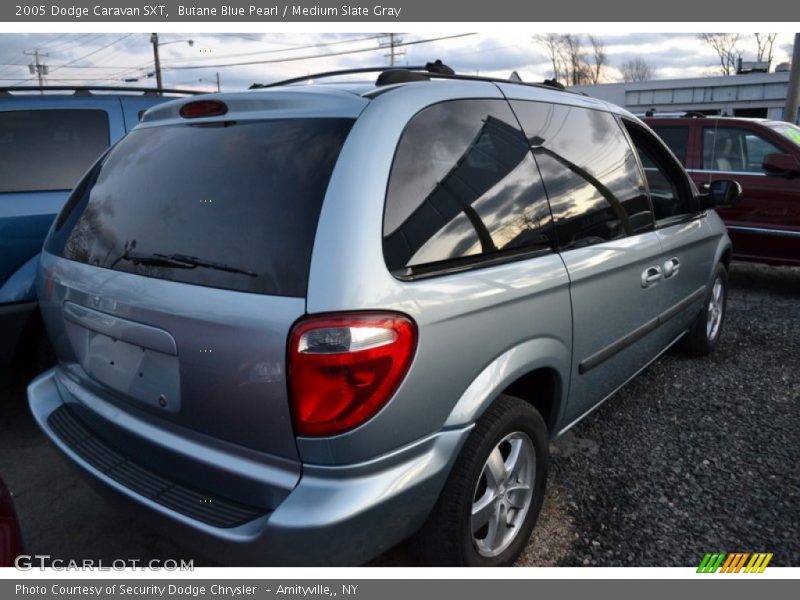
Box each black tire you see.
[414,394,549,566]
[678,263,728,356]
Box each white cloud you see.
[0,32,794,90]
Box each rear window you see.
[46,118,353,297]
[0,109,109,193]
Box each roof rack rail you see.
[250,65,429,89]
[0,85,202,96]
[250,61,577,95]
[640,109,707,118]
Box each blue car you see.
[0,87,194,367]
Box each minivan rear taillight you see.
[179,99,228,118]
[288,313,417,437]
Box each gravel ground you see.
[546,261,800,567]
[1,261,798,567]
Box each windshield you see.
[765,121,800,148]
[46,118,353,297]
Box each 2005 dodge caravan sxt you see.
[28,66,741,566]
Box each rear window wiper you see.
[118,251,258,277]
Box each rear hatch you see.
[39,93,360,460]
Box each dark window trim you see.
[620,116,700,226]
[391,244,554,282]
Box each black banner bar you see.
[3,0,799,22]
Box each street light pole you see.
[150,33,162,93]
[149,34,193,94]
[784,33,800,124]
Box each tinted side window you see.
[703,126,782,173]
[511,101,652,250]
[626,121,696,221]
[0,109,109,193]
[383,99,554,275]
[650,125,690,165]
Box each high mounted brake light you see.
[288,312,417,437]
[179,100,228,119]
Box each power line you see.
[0,35,387,71]
[38,32,74,50]
[8,34,134,87]
[48,33,134,74]
[159,33,383,63]
[166,33,477,71]
[47,32,103,53]
[379,34,405,67]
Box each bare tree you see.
[587,35,607,84]
[754,32,778,65]
[535,33,566,82]
[620,57,655,82]
[562,34,587,85]
[699,33,743,76]
[534,34,608,86]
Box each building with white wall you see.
[571,71,799,123]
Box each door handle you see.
[663,257,680,279]
[641,266,663,288]
[701,182,710,190]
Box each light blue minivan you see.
[28,68,740,566]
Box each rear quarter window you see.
[0,109,109,193]
[383,99,554,276]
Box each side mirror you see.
[762,153,800,176]
[701,179,743,208]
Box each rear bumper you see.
[0,300,37,365]
[28,368,470,565]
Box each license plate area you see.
[62,304,181,413]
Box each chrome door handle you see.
[701,183,711,190]
[663,257,680,279]
[641,266,663,288]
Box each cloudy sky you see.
[0,32,795,92]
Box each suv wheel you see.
[678,263,729,356]
[415,394,548,566]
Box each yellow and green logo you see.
[697,552,773,573]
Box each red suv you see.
[645,116,800,266]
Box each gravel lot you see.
[1,261,798,567]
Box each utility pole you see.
[784,33,800,124]
[379,33,405,67]
[150,33,162,93]
[216,72,220,92]
[24,49,49,92]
